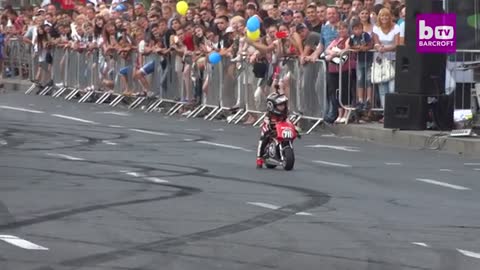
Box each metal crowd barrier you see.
[337,49,395,124]
[4,38,31,81]
[448,50,480,133]
[21,50,328,135]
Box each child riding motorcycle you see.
[256,92,300,168]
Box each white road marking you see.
[247,202,313,216]
[45,153,85,161]
[145,177,169,184]
[185,128,200,131]
[385,162,403,166]
[197,141,253,152]
[98,111,130,116]
[125,172,145,178]
[320,134,336,137]
[0,235,48,250]
[0,140,7,146]
[75,139,88,142]
[108,125,125,128]
[183,138,195,142]
[415,178,471,191]
[457,249,480,259]
[51,114,97,124]
[212,128,224,132]
[129,129,169,136]
[0,105,44,114]
[464,163,480,166]
[474,168,480,171]
[440,169,453,172]
[313,160,352,168]
[305,144,360,152]
[102,140,117,145]
[411,242,430,247]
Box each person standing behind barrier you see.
[324,21,356,124]
[100,20,118,91]
[372,7,399,119]
[296,23,320,63]
[305,3,322,33]
[134,21,169,97]
[306,6,340,123]
[32,24,52,88]
[170,25,193,103]
[348,19,373,112]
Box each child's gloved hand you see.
[295,126,303,139]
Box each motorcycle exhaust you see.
[265,158,283,166]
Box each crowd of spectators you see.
[0,0,407,124]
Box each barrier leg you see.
[25,84,37,94]
[207,107,223,121]
[305,119,323,135]
[129,97,146,109]
[186,105,204,118]
[252,113,266,127]
[233,110,249,124]
[52,87,67,98]
[95,92,110,104]
[167,103,184,116]
[110,95,125,107]
[65,89,79,100]
[204,107,219,120]
[78,91,94,103]
[39,86,53,96]
[146,99,163,112]
[344,109,353,125]
[228,109,245,124]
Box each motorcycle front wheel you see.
[282,147,295,171]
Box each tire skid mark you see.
[0,122,212,151]
[0,161,208,179]
[43,173,331,268]
[209,239,431,270]
[0,163,207,230]
[0,186,200,232]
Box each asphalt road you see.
[1,92,480,270]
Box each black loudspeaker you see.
[395,45,447,95]
[404,0,445,47]
[384,93,428,130]
[431,94,454,131]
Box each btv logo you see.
[419,20,454,40]
[416,14,456,54]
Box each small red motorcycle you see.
[262,120,299,171]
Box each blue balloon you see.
[246,16,260,32]
[208,52,221,64]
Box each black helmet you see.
[266,92,288,116]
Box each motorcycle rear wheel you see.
[282,147,295,171]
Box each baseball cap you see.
[114,4,127,12]
[281,9,293,16]
[246,3,257,10]
[296,23,307,32]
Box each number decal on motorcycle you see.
[282,129,293,139]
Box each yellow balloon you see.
[176,1,189,16]
[247,29,260,41]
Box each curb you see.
[330,123,480,158]
[4,79,480,158]
[2,79,32,93]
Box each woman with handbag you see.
[372,8,400,116]
[324,21,356,124]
